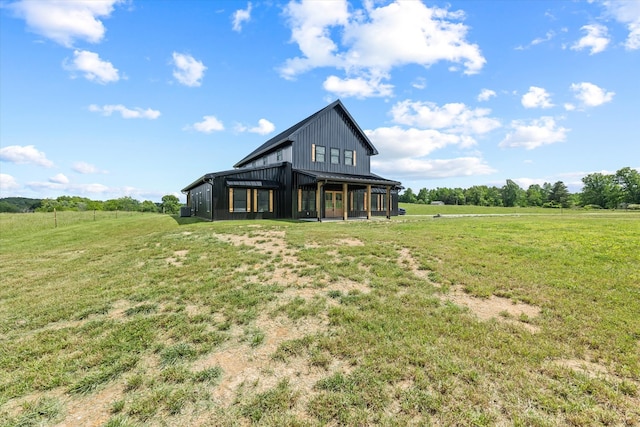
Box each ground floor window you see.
[256,189,271,212]
[351,190,365,211]
[230,188,273,213]
[371,193,388,211]
[298,189,316,211]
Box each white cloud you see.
[64,50,119,84]
[72,161,106,174]
[26,180,110,195]
[390,100,501,135]
[89,104,161,119]
[570,82,615,107]
[323,75,394,98]
[186,116,225,133]
[564,103,576,111]
[601,0,640,50]
[571,24,610,54]
[250,119,275,135]
[172,52,206,87]
[0,174,19,192]
[366,126,475,160]
[521,86,554,109]
[232,2,252,32]
[235,119,275,135]
[477,89,496,102]
[371,156,496,179]
[8,0,124,47]
[499,117,569,150]
[49,173,69,184]
[280,0,485,98]
[0,145,54,167]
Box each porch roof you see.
[294,169,401,187]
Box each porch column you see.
[366,185,371,220]
[342,183,348,221]
[386,186,391,219]
[316,181,322,221]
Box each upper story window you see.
[262,157,267,166]
[331,148,340,164]
[276,149,283,161]
[344,150,354,166]
[314,145,325,163]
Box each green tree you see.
[615,167,640,204]
[399,188,417,203]
[416,188,429,204]
[548,181,571,208]
[161,195,181,214]
[525,184,545,207]
[501,179,524,207]
[581,173,622,208]
[465,185,489,206]
[141,200,159,212]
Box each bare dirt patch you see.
[447,288,541,333]
[54,383,123,427]
[397,247,437,284]
[166,249,189,267]
[554,358,609,377]
[192,312,329,407]
[397,246,540,332]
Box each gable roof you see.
[233,99,378,168]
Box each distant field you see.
[1,211,639,426]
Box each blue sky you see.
[1,0,638,202]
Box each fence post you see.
[54,208,57,228]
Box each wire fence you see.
[0,210,163,239]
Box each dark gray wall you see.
[291,108,373,175]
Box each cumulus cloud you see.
[601,0,640,50]
[390,100,501,135]
[365,126,475,159]
[72,161,104,174]
[323,75,394,98]
[0,174,19,192]
[280,0,485,98]
[89,104,161,119]
[477,89,496,102]
[364,99,499,180]
[186,116,225,133]
[571,24,610,54]
[570,82,615,107]
[64,50,119,84]
[250,119,275,135]
[8,0,124,47]
[371,157,496,179]
[49,173,69,184]
[499,117,569,150]
[0,145,54,167]
[232,2,252,32]
[521,86,554,109]
[172,52,206,87]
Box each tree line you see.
[400,167,640,209]
[0,195,182,214]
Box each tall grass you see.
[1,210,638,425]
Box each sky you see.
[1,0,639,203]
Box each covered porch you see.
[293,170,401,221]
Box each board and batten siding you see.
[291,108,372,175]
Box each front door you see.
[324,191,343,218]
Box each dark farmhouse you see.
[181,100,402,221]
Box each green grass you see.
[1,210,639,425]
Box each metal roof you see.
[233,99,378,168]
[294,169,401,187]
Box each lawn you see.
[1,210,639,426]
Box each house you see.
[181,100,402,221]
